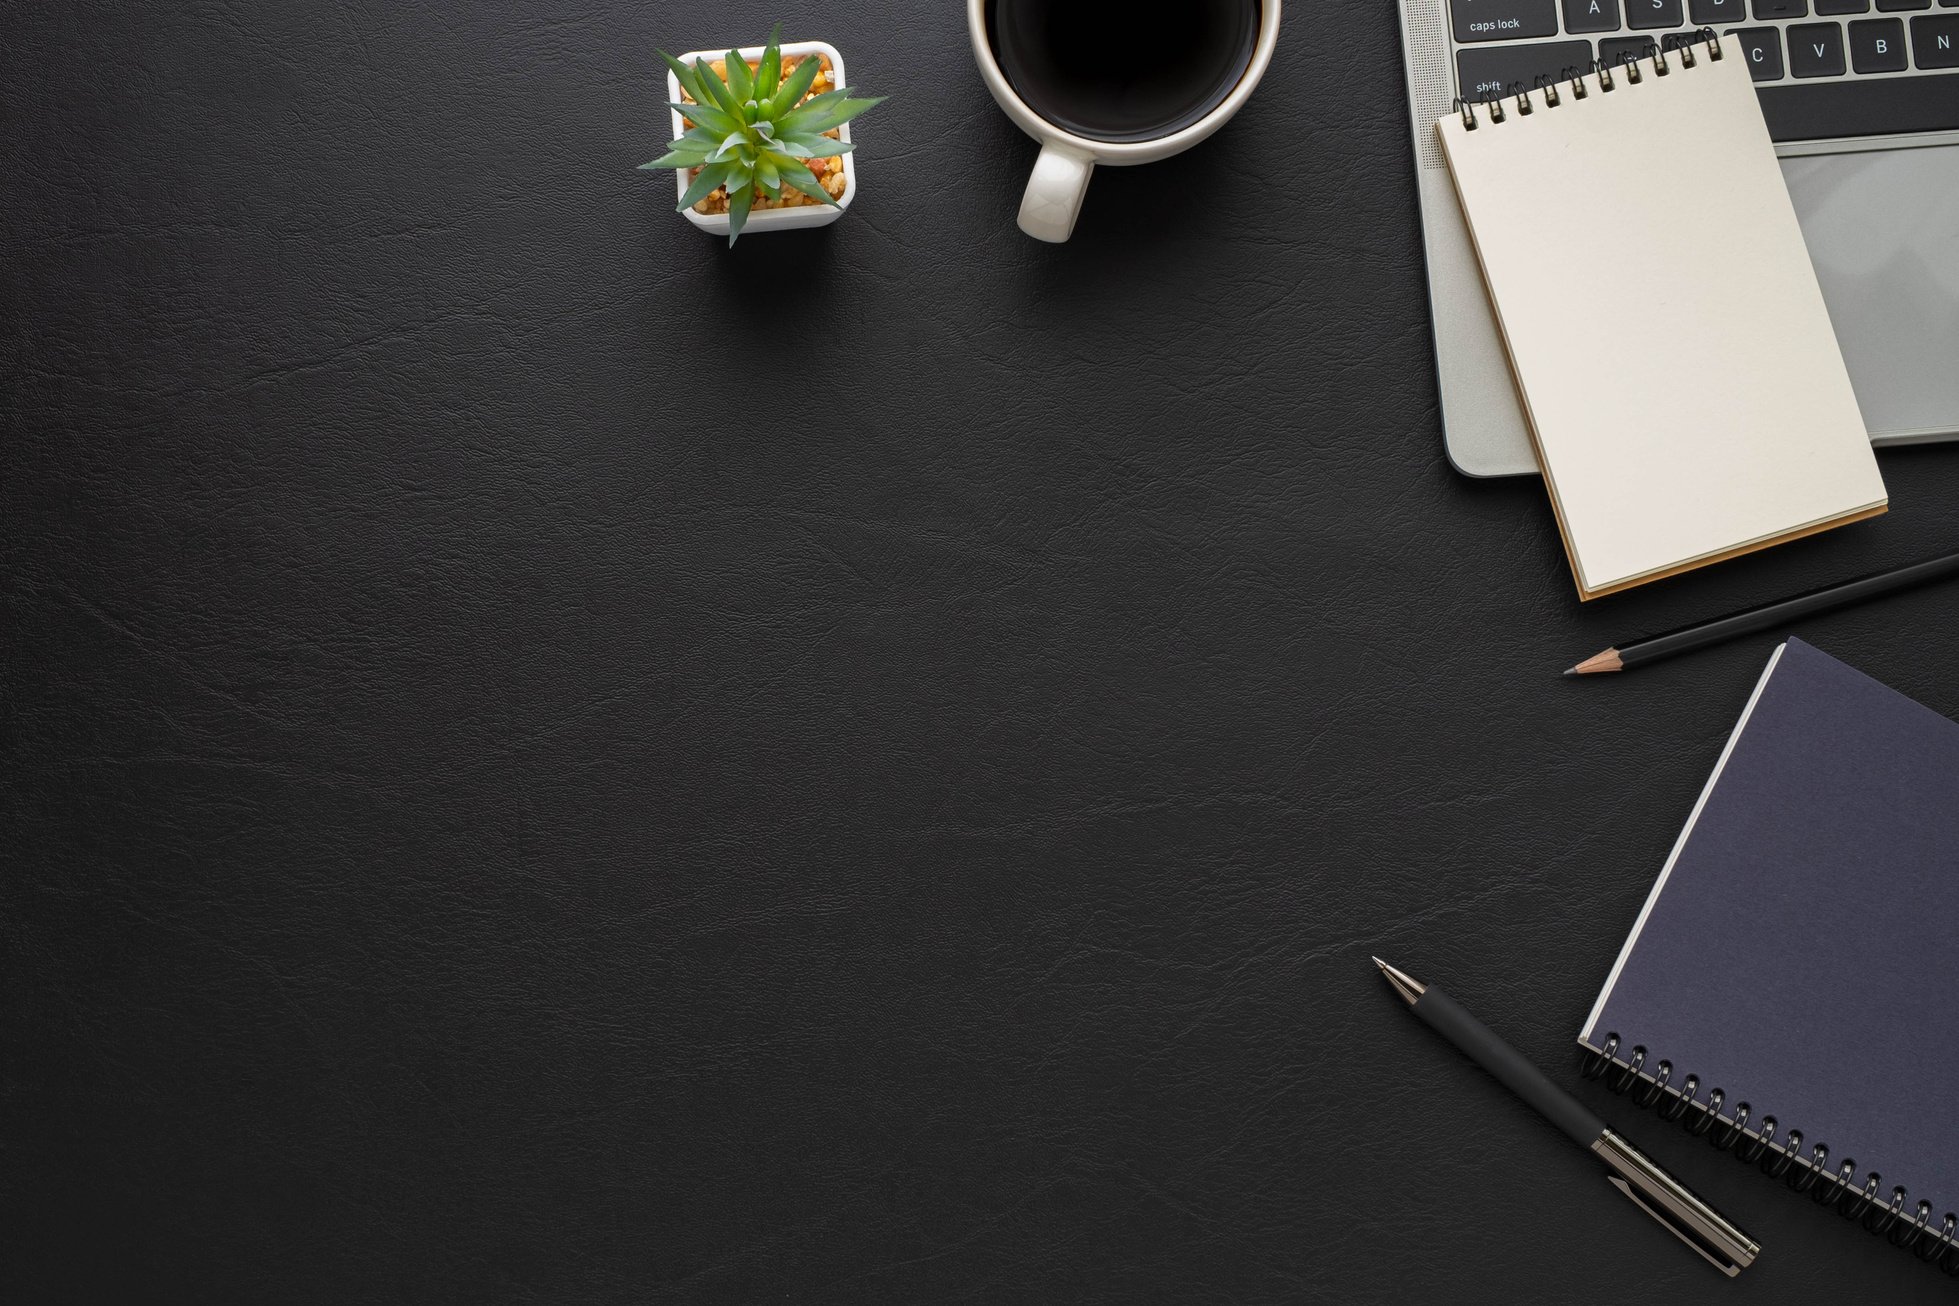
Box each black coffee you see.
[986,0,1262,144]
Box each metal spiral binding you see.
[1584,1034,1959,1275]
[1453,28,1722,130]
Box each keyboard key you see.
[1850,16,1910,66]
[1913,13,1959,62]
[1456,40,1593,101]
[1600,35,1661,65]
[1788,21,1849,72]
[1876,1,1931,11]
[1753,1,1808,16]
[1757,70,1959,137]
[1732,26,1787,76]
[1692,0,1749,19]
[1661,28,1716,47]
[1817,1,1871,13]
[1451,0,1559,42]
[1564,0,1623,31]
[1627,0,1686,26]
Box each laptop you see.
[1396,0,1959,477]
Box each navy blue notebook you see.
[1580,639,1959,1241]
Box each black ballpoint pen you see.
[1374,957,1760,1276]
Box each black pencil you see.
[1565,550,1959,676]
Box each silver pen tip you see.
[1373,957,1427,1005]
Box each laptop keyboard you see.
[1450,0,1959,140]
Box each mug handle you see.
[1017,142,1094,243]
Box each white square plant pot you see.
[668,40,856,236]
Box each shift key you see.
[1453,0,1560,43]
[1457,40,1593,102]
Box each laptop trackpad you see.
[1782,146,1959,443]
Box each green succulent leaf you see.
[755,25,782,99]
[726,180,755,244]
[710,130,749,162]
[766,54,823,119]
[723,49,753,101]
[642,139,715,169]
[676,160,736,210]
[695,57,744,119]
[686,57,718,110]
[661,51,709,106]
[755,155,782,200]
[784,90,885,135]
[776,158,839,208]
[668,99,739,137]
[779,87,844,118]
[774,133,853,160]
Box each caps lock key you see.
[1453,0,1561,43]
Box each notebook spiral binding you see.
[1452,28,1723,132]
[1584,1033,1959,1275]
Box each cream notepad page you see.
[1436,36,1886,601]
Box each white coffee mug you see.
[967,0,1281,243]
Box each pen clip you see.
[1593,1130,1760,1277]
[1606,1175,1741,1277]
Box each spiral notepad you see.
[1436,34,1887,601]
[1580,639,1959,1272]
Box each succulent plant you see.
[644,28,883,244]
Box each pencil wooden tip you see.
[1567,648,1624,676]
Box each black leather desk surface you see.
[6,2,1957,1302]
